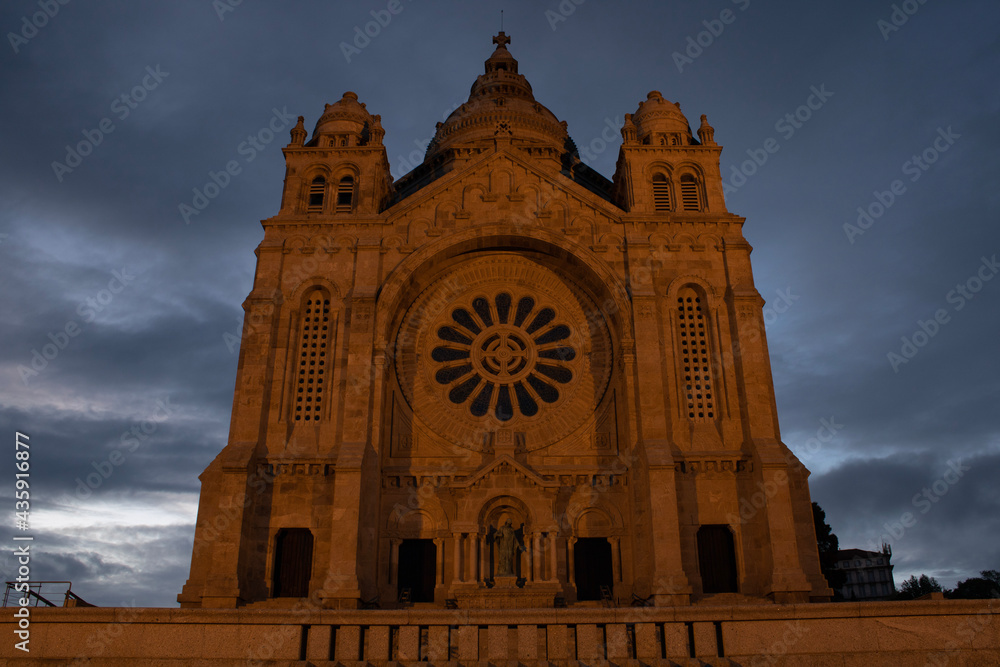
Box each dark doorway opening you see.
[697,525,738,594]
[574,537,613,601]
[272,528,314,598]
[398,539,437,603]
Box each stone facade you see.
[178,32,832,611]
[835,547,896,601]
[5,600,999,665]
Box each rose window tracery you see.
[431,293,576,421]
[393,254,613,452]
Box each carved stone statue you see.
[495,519,518,576]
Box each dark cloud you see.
[1,0,998,604]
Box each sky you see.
[0,1,998,607]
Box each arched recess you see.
[477,494,535,533]
[671,282,720,422]
[642,160,674,179]
[280,279,344,428]
[434,202,458,230]
[674,163,707,212]
[515,184,540,216]
[375,225,632,353]
[490,169,514,195]
[477,494,535,582]
[389,508,440,539]
[375,226,632,462]
[462,183,486,209]
[663,274,721,305]
[407,218,432,245]
[574,508,616,537]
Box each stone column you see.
[479,535,488,583]
[471,534,479,583]
[567,537,577,585]
[453,533,464,583]
[389,539,400,587]
[433,538,444,586]
[532,533,542,582]
[547,533,557,582]
[610,537,622,582]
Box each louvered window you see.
[336,176,354,212]
[652,174,671,212]
[680,174,701,211]
[307,177,325,212]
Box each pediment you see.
[450,454,558,490]
[385,147,623,233]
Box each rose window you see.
[431,293,576,421]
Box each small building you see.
[835,547,896,600]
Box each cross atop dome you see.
[492,31,511,48]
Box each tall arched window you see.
[680,174,702,211]
[677,287,715,420]
[336,176,354,212]
[294,289,331,422]
[307,176,325,212]
[652,173,672,212]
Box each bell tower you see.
[179,32,831,610]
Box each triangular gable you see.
[450,454,558,489]
[384,147,623,223]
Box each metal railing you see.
[2,581,94,608]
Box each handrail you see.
[2,581,94,608]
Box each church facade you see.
[178,33,831,610]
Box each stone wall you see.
[3,599,997,665]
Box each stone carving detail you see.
[432,292,576,421]
[494,519,520,575]
[394,254,612,451]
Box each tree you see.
[945,570,1000,599]
[895,574,942,599]
[812,502,847,598]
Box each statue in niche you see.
[495,519,519,576]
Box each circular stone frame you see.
[394,253,613,451]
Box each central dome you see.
[424,32,570,159]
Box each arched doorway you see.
[697,525,738,594]
[272,528,313,598]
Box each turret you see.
[611,92,727,215]
[278,91,392,217]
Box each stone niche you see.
[451,495,562,609]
